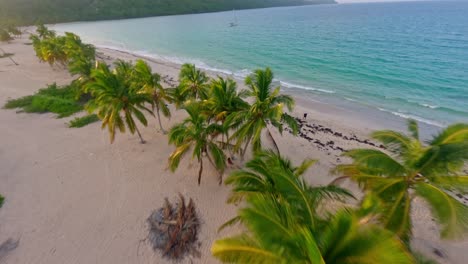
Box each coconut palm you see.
[230,68,298,158]
[133,60,171,133]
[166,84,188,110]
[205,77,249,149]
[212,152,413,264]
[224,150,354,221]
[35,36,68,67]
[36,24,56,39]
[63,32,96,79]
[85,61,153,144]
[178,63,209,100]
[335,120,468,243]
[168,103,226,185]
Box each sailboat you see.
[229,9,238,27]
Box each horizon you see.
[337,0,431,3]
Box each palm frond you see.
[430,123,468,145]
[415,182,468,239]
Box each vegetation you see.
[7,29,467,263]
[30,27,95,76]
[0,194,4,208]
[0,28,13,42]
[230,68,298,158]
[178,63,210,101]
[168,103,226,185]
[0,0,336,25]
[147,194,200,260]
[212,151,414,263]
[68,114,99,128]
[335,120,468,243]
[3,83,84,118]
[85,61,154,143]
[133,60,172,133]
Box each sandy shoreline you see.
[1,35,467,263]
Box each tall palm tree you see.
[178,63,209,100]
[168,103,226,185]
[212,151,413,263]
[85,61,153,144]
[205,77,249,149]
[335,120,468,243]
[133,60,171,133]
[230,68,298,158]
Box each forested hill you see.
[0,0,336,25]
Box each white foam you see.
[420,103,439,109]
[280,81,335,94]
[377,108,444,127]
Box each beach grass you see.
[68,114,99,128]
[3,83,84,118]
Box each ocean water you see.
[52,1,468,128]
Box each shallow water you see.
[52,1,468,127]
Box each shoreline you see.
[96,45,442,140]
[2,35,468,264]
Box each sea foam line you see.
[377,108,444,127]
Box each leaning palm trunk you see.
[206,153,223,185]
[155,102,166,134]
[266,127,280,154]
[135,126,145,144]
[198,158,203,185]
[240,136,252,161]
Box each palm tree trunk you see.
[155,103,166,134]
[135,126,145,144]
[198,158,203,185]
[267,127,280,154]
[206,153,223,185]
[241,136,252,161]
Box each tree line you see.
[0,0,335,26]
[10,26,468,263]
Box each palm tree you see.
[36,24,56,39]
[166,84,188,110]
[205,77,249,149]
[38,36,68,67]
[224,150,353,218]
[178,63,209,100]
[230,68,298,159]
[335,120,468,243]
[212,151,413,263]
[133,60,171,133]
[168,103,226,185]
[85,61,153,144]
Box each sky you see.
[337,0,428,3]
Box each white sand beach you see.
[1,35,467,263]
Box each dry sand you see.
[1,35,467,263]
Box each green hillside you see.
[0,0,335,26]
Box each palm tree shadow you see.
[0,238,20,261]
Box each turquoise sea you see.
[52,1,468,128]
